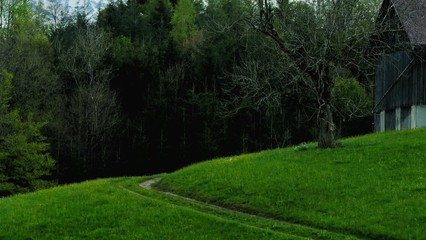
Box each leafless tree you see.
[46,0,69,30]
[248,0,379,147]
[58,26,121,177]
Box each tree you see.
[249,0,378,147]
[0,71,55,196]
[0,0,29,38]
[0,0,58,118]
[44,0,70,31]
[97,0,146,40]
[144,0,172,41]
[54,23,122,180]
[170,0,199,52]
[223,45,299,148]
[1,21,59,120]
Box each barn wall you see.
[375,104,426,132]
[401,107,410,129]
[385,110,396,131]
[374,113,381,132]
[375,50,426,113]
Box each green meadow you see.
[0,177,355,240]
[157,128,426,240]
[1,129,426,239]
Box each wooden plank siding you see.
[375,50,426,113]
[385,110,396,130]
[373,1,426,132]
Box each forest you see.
[0,0,380,196]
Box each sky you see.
[33,0,113,19]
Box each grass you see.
[1,129,425,239]
[0,177,288,240]
[0,177,358,240]
[156,128,426,240]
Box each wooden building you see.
[374,0,426,132]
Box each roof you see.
[391,0,426,45]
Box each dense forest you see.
[1,0,379,196]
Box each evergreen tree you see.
[0,71,55,196]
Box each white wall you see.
[416,105,426,128]
[377,105,426,132]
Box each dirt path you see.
[139,178,272,214]
[127,178,307,239]
[137,178,365,240]
[139,177,161,189]
[139,178,214,205]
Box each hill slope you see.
[0,177,357,240]
[1,129,425,239]
[157,128,426,240]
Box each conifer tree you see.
[0,71,55,196]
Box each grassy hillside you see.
[157,128,426,240]
[1,129,425,239]
[0,177,358,240]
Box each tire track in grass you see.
[116,179,308,240]
[120,177,365,240]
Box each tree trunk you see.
[318,103,336,148]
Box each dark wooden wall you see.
[375,50,426,112]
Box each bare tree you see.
[223,52,291,117]
[58,26,122,178]
[46,0,69,30]
[248,0,379,147]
